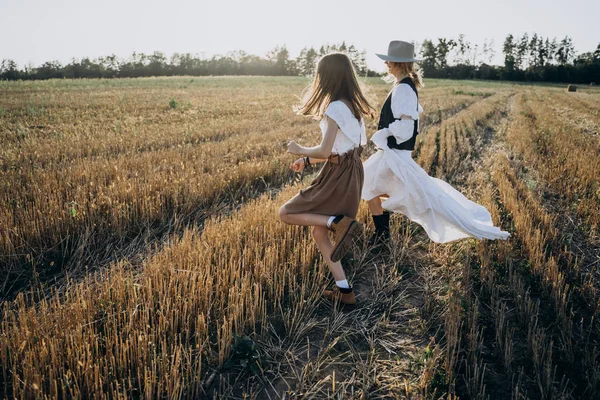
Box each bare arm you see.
[287,115,337,159]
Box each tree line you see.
[1,35,599,83]
[420,34,599,83]
[0,43,373,81]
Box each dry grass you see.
[508,91,600,232]
[415,91,512,180]
[1,185,325,398]
[0,77,486,298]
[0,78,318,295]
[447,88,600,399]
[2,76,599,399]
[410,84,600,399]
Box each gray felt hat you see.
[376,40,422,63]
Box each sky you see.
[1,0,599,72]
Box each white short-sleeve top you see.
[319,101,367,155]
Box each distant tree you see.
[120,52,151,77]
[0,59,20,80]
[436,38,456,68]
[35,61,64,79]
[72,57,105,78]
[170,53,198,75]
[545,38,557,65]
[297,46,318,76]
[413,42,422,59]
[236,52,257,74]
[1,38,596,83]
[469,43,479,66]
[98,54,120,77]
[347,43,367,76]
[573,43,600,66]
[536,36,548,67]
[482,39,495,64]
[147,51,167,76]
[556,36,575,65]
[63,58,82,78]
[478,63,499,80]
[420,39,437,76]
[502,34,516,71]
[214,55,240,75]
[516,33,529,69]
[529,33,540,67]
[357,50,368,75]
[574,52,594,65]
[453,34,471,65]
[300,42,367,75]
[267,45,291,75]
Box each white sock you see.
[326,216,336,228]
[335,279,350,289]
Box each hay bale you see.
[567,84,577,92]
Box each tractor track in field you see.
[1,94,486,303]
[207,93,517,399]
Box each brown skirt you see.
[283,147,364,218]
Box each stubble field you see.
[1,76,599,399]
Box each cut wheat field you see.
[1,76,599,399]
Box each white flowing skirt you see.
[362,144,510,243]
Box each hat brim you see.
[376,53,422,63]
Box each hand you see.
[290,158,305,172]
[287,140,302,155]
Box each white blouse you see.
[371,83,424,149]
[319,101,367,155]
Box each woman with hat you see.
[362,40,510,246]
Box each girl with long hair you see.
[279,52,376,305]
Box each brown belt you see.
[327,154,342,164]
[327,147,362,165]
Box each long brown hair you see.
[385,61,424,88]
[294,53,376,120]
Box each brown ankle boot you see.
[329,215,363,262]
[323,286,356,305]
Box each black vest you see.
[378,77,419,151]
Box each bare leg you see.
[367,196,386,216]
[279,212,330,227]
[279,206,330,227]
[279,206,347,282]
[312,226,347,281]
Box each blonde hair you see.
[294,53,376,120]
[383,62,424,88]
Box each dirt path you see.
[206,94,517,399]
